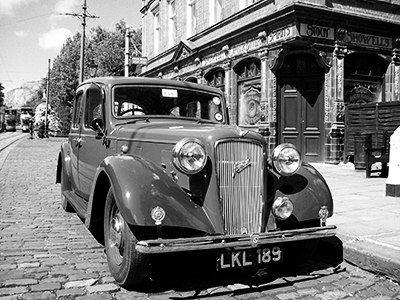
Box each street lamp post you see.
[78,0,87,83]
[88,59,98,78]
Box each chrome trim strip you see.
[135,225,337,254]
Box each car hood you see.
[113,119,265,146]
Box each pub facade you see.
[139,0,400,163]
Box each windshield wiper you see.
[116,117,150,126]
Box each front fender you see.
[270,162,334,222]
[90,154,215,233]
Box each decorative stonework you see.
[393,38,400,66]
[336,102,345,123]
[269,47,289,72]
[271,74,277,123]
[309,46,332,69]
[336,58,344,100]
[325,72,330,123]
[395,66,400,101]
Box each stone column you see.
[223,61,234,124]
[326,39,347,164]
[258,49,272,152]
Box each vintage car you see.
[56,77,338,287]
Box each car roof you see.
[80,76,223,94]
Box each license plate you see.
[216,246,283,271]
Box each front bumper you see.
[136,225,337,254]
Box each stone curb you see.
[339,234,400,283]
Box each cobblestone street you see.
[1,138,400,300]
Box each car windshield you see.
[112,85,224,123]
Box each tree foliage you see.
[0,83,4,106]
[28,20,142,134]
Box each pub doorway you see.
[277,53,325,162]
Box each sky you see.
[0,0,142,96]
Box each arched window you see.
[236,59,261,126]
[205,68,225,92]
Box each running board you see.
[63,191,88,219]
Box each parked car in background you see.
[56,77,338,287]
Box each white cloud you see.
[38,27,73,50]
[54,0,81,14]
[14,30,28,37]
[50,0,81,22]
[0,0,38,16]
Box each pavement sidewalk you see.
[312,162,400,283]
[1,136,399,284]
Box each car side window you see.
[84,87,103,128]
[72,92,83,129]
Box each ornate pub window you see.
[344,53,389,104]
[205,68,225,92]
[236,59,261,126]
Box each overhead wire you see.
[0,5,82,28]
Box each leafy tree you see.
[27,20,142,135]
[48,32,82,134]
[90,21,142,77]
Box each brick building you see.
[139,0,400,163]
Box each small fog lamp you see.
[272,196,294,220]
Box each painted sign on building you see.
[343,31,392,49]
[230,38,263,57]
[267,25,297,45]
[300,23,334,40]
[201,51,226,68]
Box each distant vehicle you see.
[19,107,33,132]
[57,77,339,287]
[5,108,18,132]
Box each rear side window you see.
[72,92,83,129]
[84,87,103,128]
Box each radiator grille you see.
[216,140,264,235]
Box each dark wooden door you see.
[278,75,324,162]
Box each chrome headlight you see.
[172,138,207,175]
[272,143,301,176]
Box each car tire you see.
[104,187,149,287]
[60,166,74,212]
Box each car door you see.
[77,84,108,199]
[69,90,84,193]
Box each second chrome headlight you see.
[172,138,207,175]
[272,143,301,176]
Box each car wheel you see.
[104,187,149,287]
[60,166,74,212]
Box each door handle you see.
[73,137,83,148]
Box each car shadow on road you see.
[128,237,344,298]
